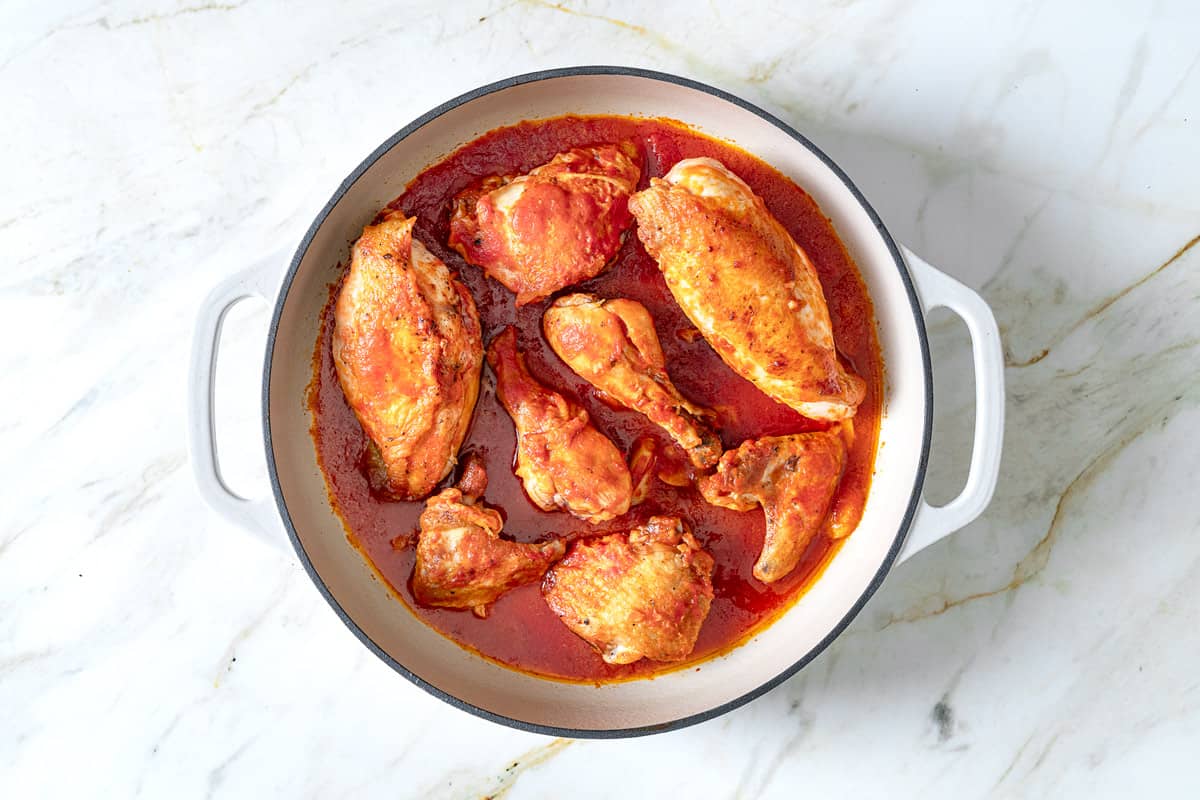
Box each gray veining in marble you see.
[2,1,1197,797]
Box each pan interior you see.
[266,70,929,734]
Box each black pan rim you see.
[262,65,934,739]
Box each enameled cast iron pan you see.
[188,67,1004,737]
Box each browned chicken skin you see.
[542,293,722,470]
[627,436,658,507]
[448,143,641,305]
[698,432,846,583]
[543,516,714,664]
[333,211,482,500]
[413,456,564,618]
[628,157,866,421]
[487,327,632,523]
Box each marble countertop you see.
[4,1,1198,797]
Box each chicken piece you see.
[487,327,632,523]
[333,211,482,500]
[698,432,846,583]
[543,516,714,664]
[542,293,722,469]
[628,157,866,421]
[413,456,565,618]
[448,143,641,305]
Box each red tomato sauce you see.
[307,116,883,683]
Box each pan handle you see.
[187,254,288,549]
[897,246,1005,563]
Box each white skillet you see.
[188,67,1004,737]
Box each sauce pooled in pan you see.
[308,115,883,682]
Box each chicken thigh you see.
[628,157,866,421]
[333,211,482,500]
[487,327,632,523]
[414,456,564,618]
[542,293,721,469]
[542,516,714,664]
[448,143,641,305]
[698,432,845,583]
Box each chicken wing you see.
[542,293,722,469]
[698,432,845,583]
[542,516,714,664]
[487,327,632,523]
[628,157,866,421]
[413,456,565,618]
[448,143,641,305]
[333,211,482,500]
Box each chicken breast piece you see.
[333,211,482,500]
[448,143,641,305]
[698,432,845,583]
[542,293,722,469]
[543,516,714,664]
[413,456,565,618]
[628,157,866,421]
[487,327,632,523]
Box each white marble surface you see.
[3,1,1199,797]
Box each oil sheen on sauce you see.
[308,115,884,683]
